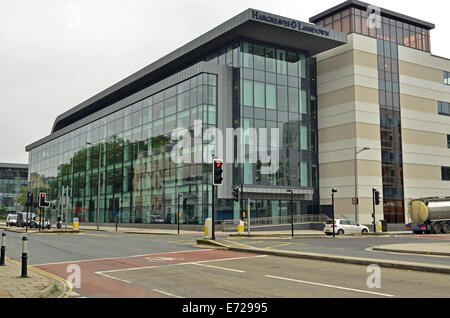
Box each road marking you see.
[96,272,132,284]
[97,254,267,275]
[191,263,246,273]
[265,275,395,298]
[265,243,292,249]
[33,249,212,266]
[152,289,183,298]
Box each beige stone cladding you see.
[398,46,450,222]
[316,33,383,225]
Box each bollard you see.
[0,233,5,266]
[21,237,28,278]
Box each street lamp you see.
[332,189,337,238]
[287,189,294,238]
[354,147,370,222]
[177,193,182,236]
[87,142,101,230]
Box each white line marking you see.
[97,255,267,275]
[265,275,395,298]
[191,263,246,273]
[152,289,184,298]
[33,249,212,266]
[96,272,132,284]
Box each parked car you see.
[150,215,164,224]
[324,219,369,235]
[30,217,51,230]
[6,214,17,227]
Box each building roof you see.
[0,163,28,170]
[309,0,435,30]
[42,8,346,140]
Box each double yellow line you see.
[7,257,72,298]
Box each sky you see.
[0,0,449,165]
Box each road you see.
[2,230,450,298]
[227,234,450,266]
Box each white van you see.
[6,214,18,227]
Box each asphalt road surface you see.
[227,234,450,266]
[2,230,449,298]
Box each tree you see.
[17,186,28,208]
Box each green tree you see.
[17,186,28,208]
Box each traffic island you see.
[372,243,450,257]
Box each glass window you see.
[177,91,190,112]
[300,125,308,151]
[254,82,265,108]
[265,47,276,73]
[442,167,450,181]
[242,42,253,69]
[266,84,277,110]
[287,52,298,77]
[447,135,450,149]
[277,85,288,111]
[439,101,449,116]
[253,44,265,71]
[153,102,164,120]
[288,87,299,113]
[164,97,177,116]
[243,80,254,106]
[342,15,350,33]
[276,49,287,75]
[299,90,308,114]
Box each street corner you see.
[0,258,61,298]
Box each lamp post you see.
[177,193,182,236]
[287,189,294,238]
[332,189,337,238]
[87,142,101,230]
[354,147,370,222]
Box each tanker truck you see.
[407,198,450,234]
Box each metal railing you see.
[220,214,330,232]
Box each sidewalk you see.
[0,258,58,298]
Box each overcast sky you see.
[0,0,448,165]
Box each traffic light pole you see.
[372,188,377,233]
[212,155,216,240]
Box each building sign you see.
[251,10,330,37]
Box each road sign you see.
[352,198,359,206]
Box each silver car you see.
[324,219,369,235]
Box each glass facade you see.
[28,38,319,225]
[0,166,28,212]
[377,39,405,224]
[204,39,319,220]
[29,73,217,225]
[314,7,431,52]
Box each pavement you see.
[0,258,61,298]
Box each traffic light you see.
[213,159,224,185]
[374,190,381,205]
[26,192,33,211]
[232,186,239,202]
[39,193,50,208]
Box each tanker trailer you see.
[407,198,450,234]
